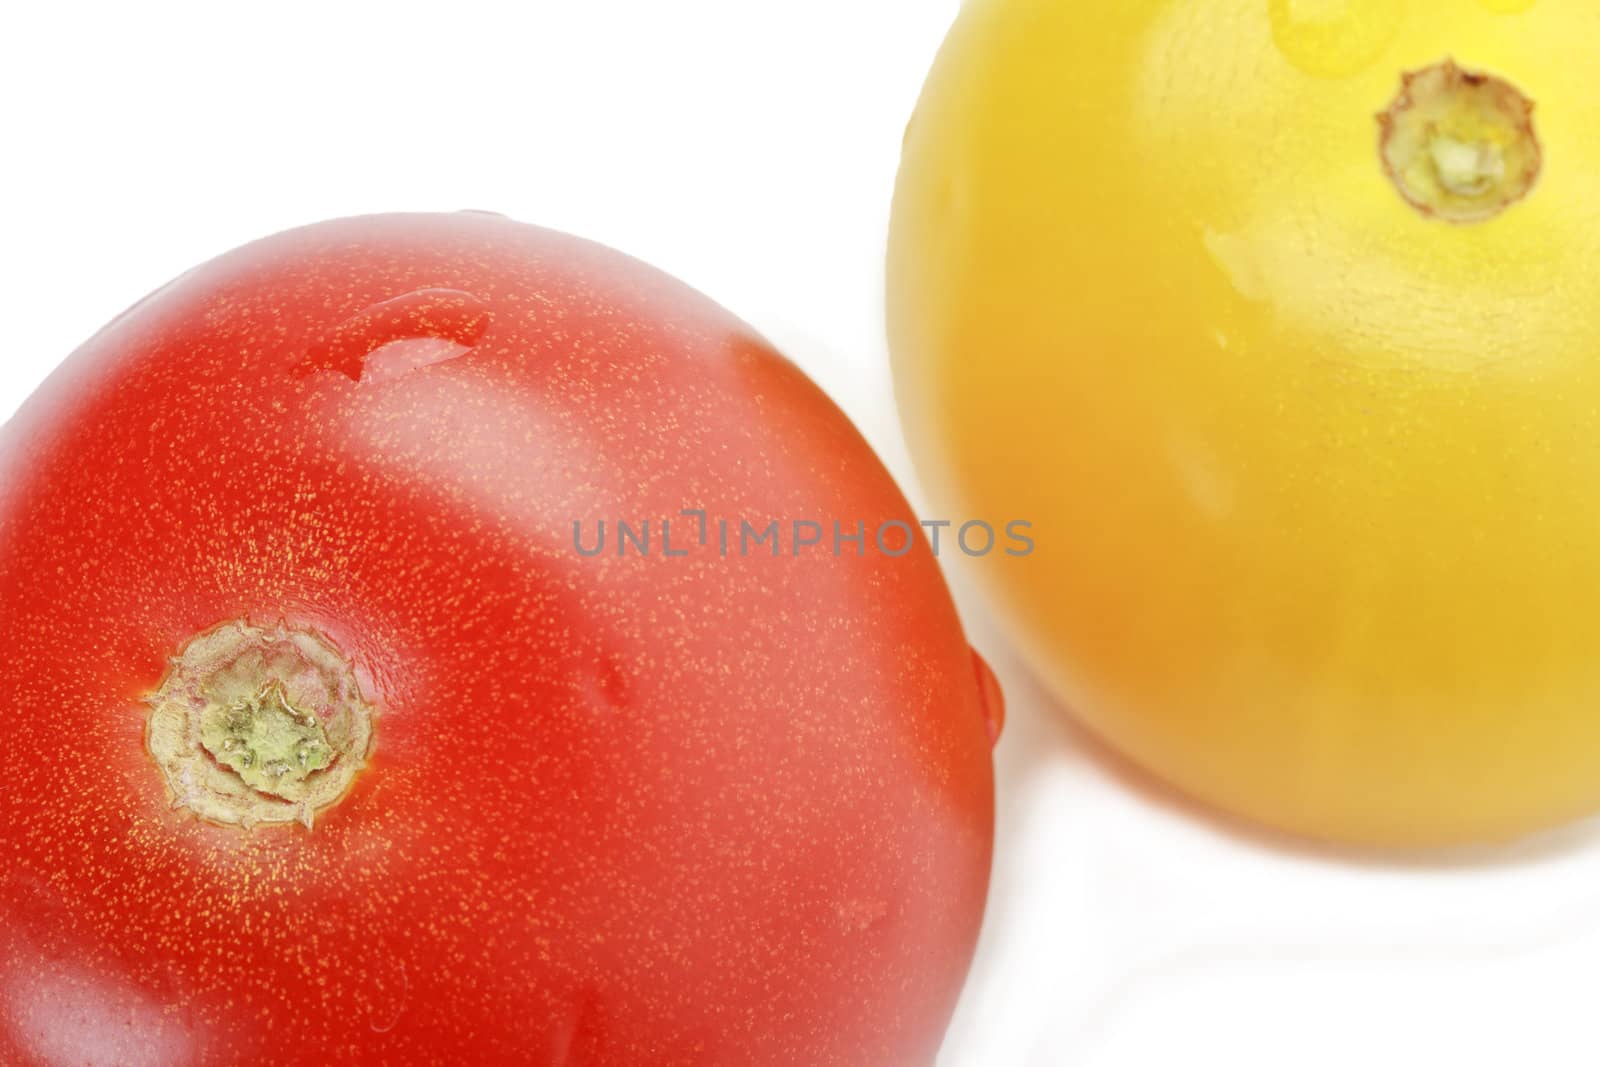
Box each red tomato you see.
[0,213,998,1066]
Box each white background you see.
[6,3,1600,1064]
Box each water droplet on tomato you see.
[971,648,1005,747]
[590,652,631,712]
[1268,0,1402,78]
[297,287,491,382]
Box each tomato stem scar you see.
[199,682,336,798]
[1378,59,1541,224]
[144,620,375,829]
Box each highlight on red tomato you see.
[0,212,1000,1066]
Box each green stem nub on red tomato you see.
[198,682,336,798]
[144,620,375,830]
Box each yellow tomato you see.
[888,0,1600,847]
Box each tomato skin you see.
[890,0,1600,846]
[0,213,996,1065]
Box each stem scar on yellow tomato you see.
[144,620,374,830]
[1379,59,1541,223]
